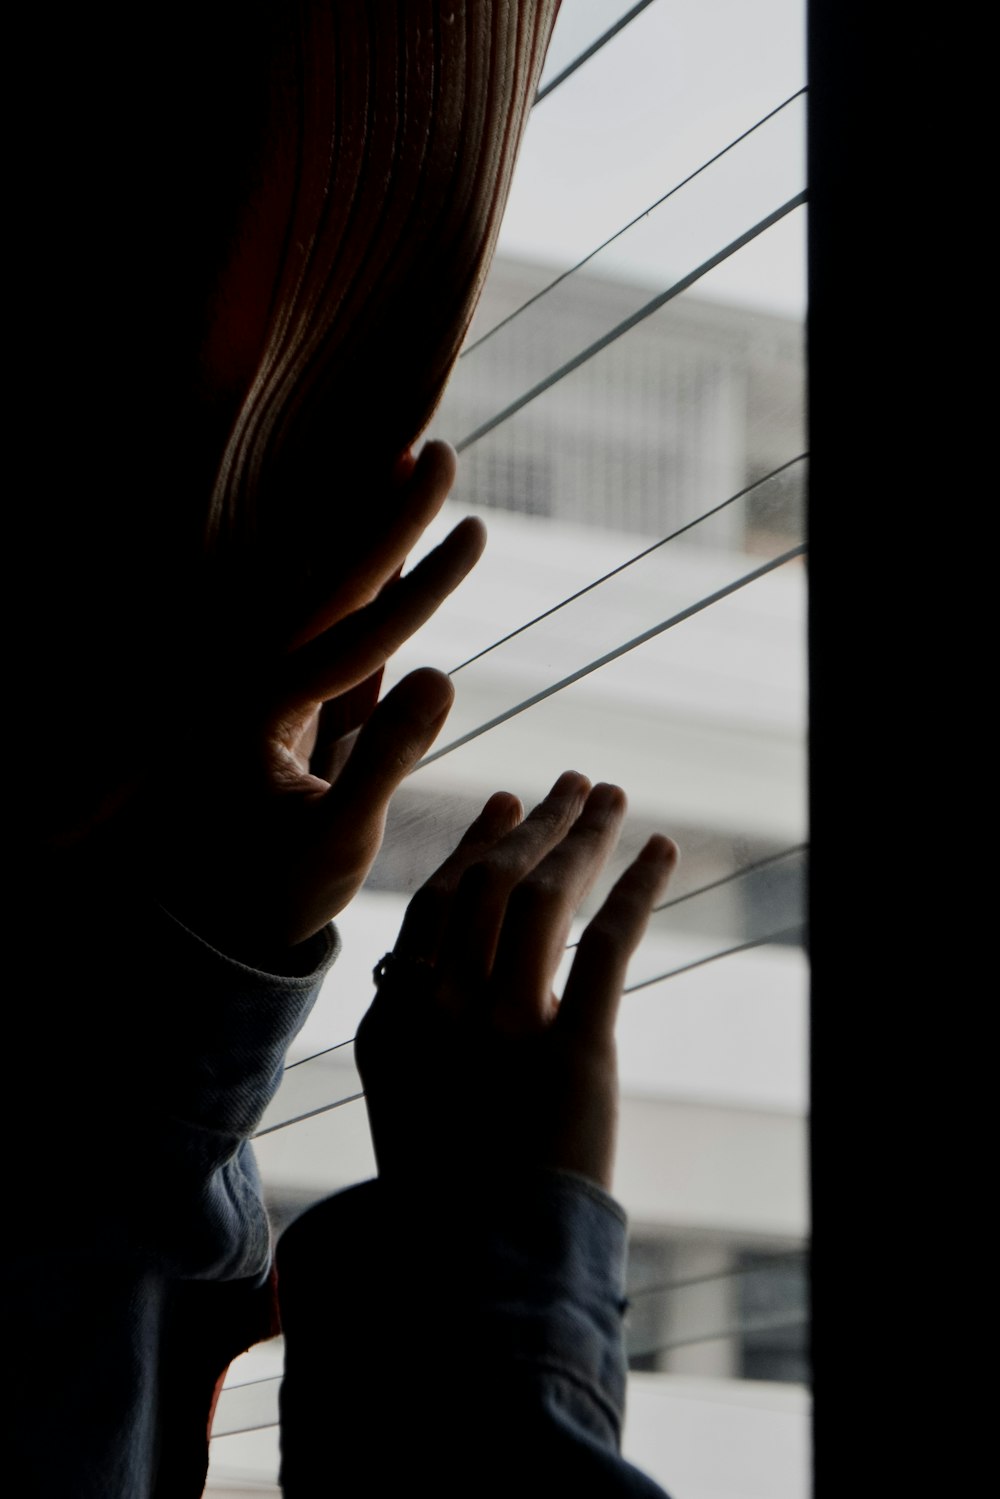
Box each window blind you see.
[253,843,807,1139]
[213,1243,809,1439]
[210,0,808,1486]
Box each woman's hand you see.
[126,441,484,965]
[356,773,678,1192]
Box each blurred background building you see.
[208,4,809,1493]
[207,250,809,1498]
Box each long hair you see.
[20,1,557,848]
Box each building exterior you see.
[208,256,809,1498]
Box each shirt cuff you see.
[278,1167,631,1444]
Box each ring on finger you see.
[372,950,436,994]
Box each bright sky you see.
[497,0,807,317]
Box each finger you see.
[290,441,459,647]
[307,671,384,781]
[275,514,486,716]
[489,782,628,1033]
[433,770,592,1004]
[394,791,524,963]
[310,669,456,912]
[557,835,679,1045]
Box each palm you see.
[138,443,484,965]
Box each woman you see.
[11,5,675,1493]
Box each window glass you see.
[209,3,809,1492]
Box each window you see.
[208,4,810,1494]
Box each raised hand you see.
[356,773,678,1191]
[122,441,483,966]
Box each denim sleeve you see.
[133,904,340,1281]
[277,1170,671,1497]
[9,902,338,1498]
[17,899,337,1282]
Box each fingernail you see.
[642,835,678,866]
[406,669,454,726]
[483,790,520,820]
[588,783,625,819]
[550,770,589,799]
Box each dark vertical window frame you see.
[809,9,869,1493]
[808,6,952,1495]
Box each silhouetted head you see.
[19,2,538,845]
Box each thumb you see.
[316,667,455,889]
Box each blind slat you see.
[462,89,806,362]
[534,0,660,104]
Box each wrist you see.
[158,897,337,978]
